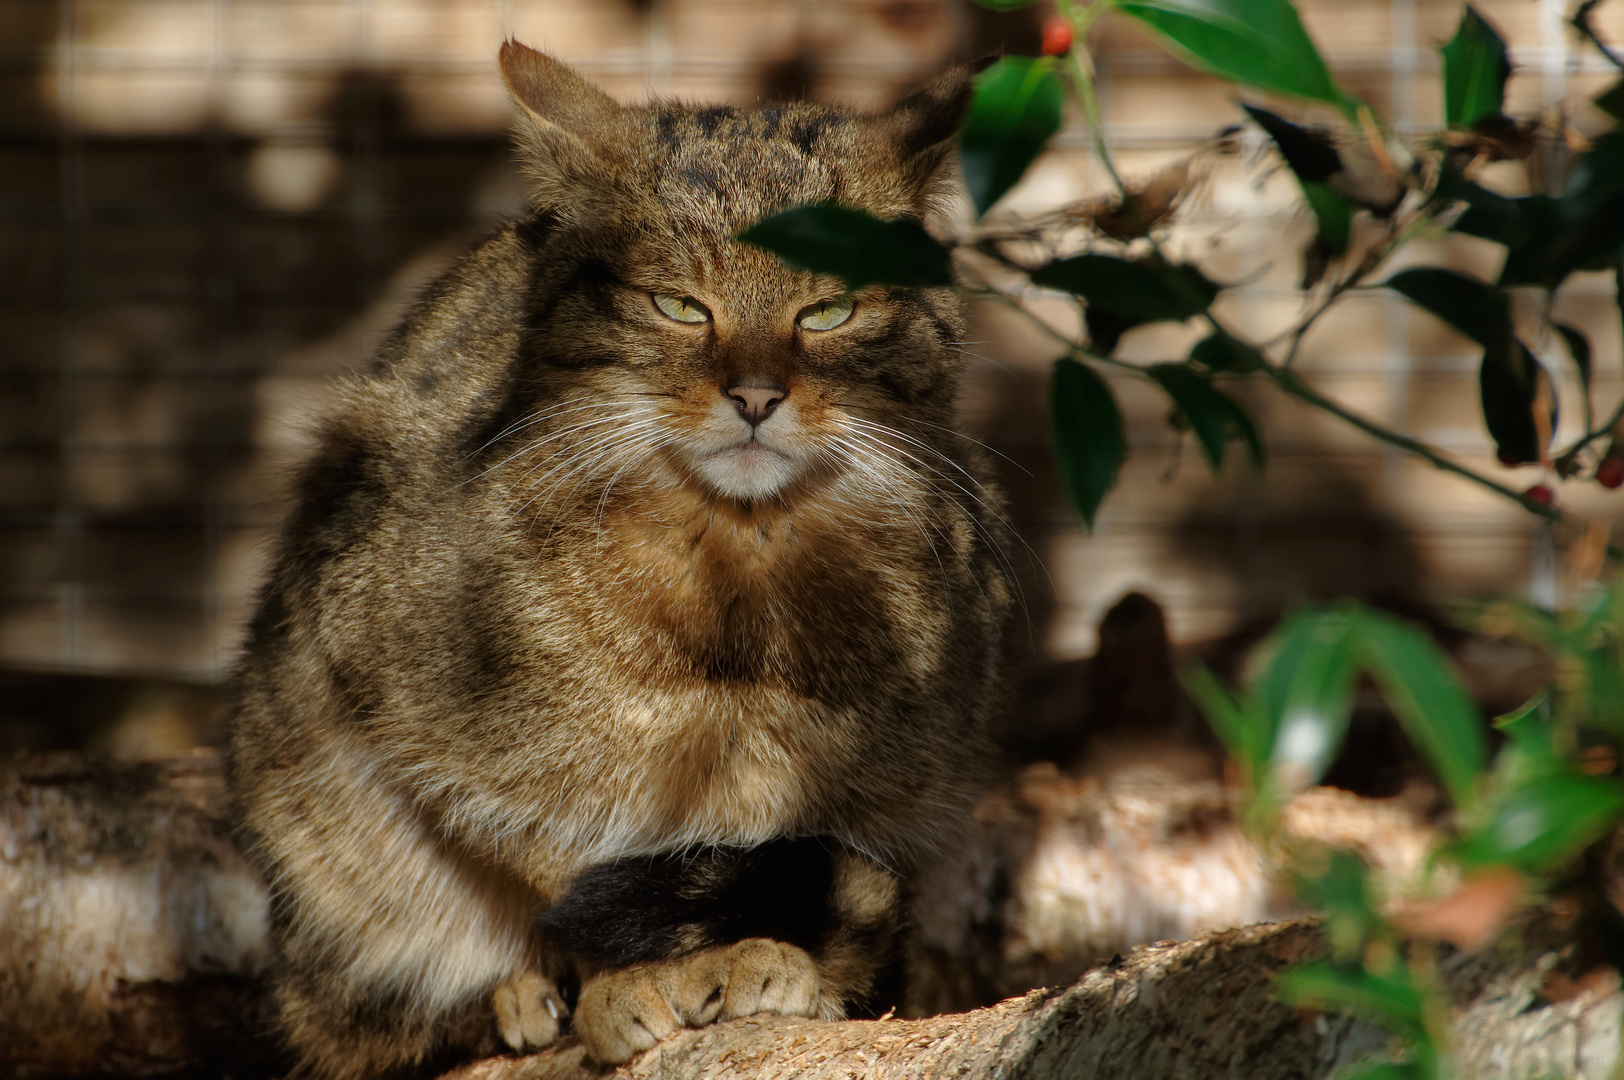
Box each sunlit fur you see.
[228,43,1012,1078]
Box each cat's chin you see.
[695,442,800,501]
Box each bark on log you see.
[449,913,1621,1080]
[5,750,1622,1080]
[0,751,282,1077]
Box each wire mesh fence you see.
[1,0,1620,687]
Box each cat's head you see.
[496,42,972,506]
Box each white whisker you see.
[446,404,650,494]
[831,413,1035,617]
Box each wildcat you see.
[228,40,1011,1078]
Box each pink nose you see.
[726,382,785,426]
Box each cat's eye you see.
[652,293,711,324]
[796,297,855,332]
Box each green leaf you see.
[1584,649,1624,733]
[1493,694,1553,760]
[1242,104,1341,182]
[1116,0,1345,106]
[1479,339,1543,466]
[738,203,954,289]
[1050,358,1126,530]
[1183,663,1268,773]
[1350,608,1486,808]
[1555,322,1593,393]
[1488,695,1557,791]
[1457,773,1624,871]
[1561,128,1624,218]
[1032,254,1219,354]
[1383,268,1510,349]
[1242,106,1355,257]
[1082,309,1136,358]
[1301,181,1354,256]
[1148,364,1264,471]
[1190,332,1264,373]
[1277,961,1427,1037]
[1252,609,1358,791]
[1296,850,1378,961]
[1546,130,1624,281]
[1596,78,1624,121]
[1440,134,1624,288]
[959,57,1064,217]
[1618,264,1624,400]
[1441,7,1512,127]
[1494,197,1567,287]
[1243,99,1395,243]
[1384,266,1545,462]
[1438,170,1542,247]
[1032,254,1218,319]
[1434,170,1585,288]
[1339,1064,1430,1080]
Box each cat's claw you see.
[574,939,822,1064]
[493,971,568,1053]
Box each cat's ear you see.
[498,41,629,216]
[877,66,974,199]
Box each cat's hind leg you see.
[241,733,550,1078]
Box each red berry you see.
[1525,483,1555,507]
[1041,16,1074,56]
[1497,449,1526,468]
[1599,458,1624,490]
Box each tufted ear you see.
[876,66,974,201]
[498,41,630,218]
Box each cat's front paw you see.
[574,938,821,1063]
[493,970,568,1053]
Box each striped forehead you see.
[650,103,849,150]
[646,103,845,225]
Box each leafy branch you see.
[742,0,1624,539]
[738,2,1624,1076]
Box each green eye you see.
[796,297,854,332]
[652,293,711,324]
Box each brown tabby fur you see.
[228,42,1011,1078]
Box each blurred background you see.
[1,0,1622,756]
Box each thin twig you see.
[1257,360,1560,520]
[960,270,1136,373]
[1278,222,1414,366]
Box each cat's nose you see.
[725,380,786,426]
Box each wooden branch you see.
[5,750,1622,1080]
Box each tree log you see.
[5,750,1621,1080]
[0,751,282,1077]
[447,913,1621,1080]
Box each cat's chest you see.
[580,506,917,690]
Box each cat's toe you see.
[574,969,684,1064]
[492,971,567,1052]
[574,939,825,1064]
[716,938,821,1021]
